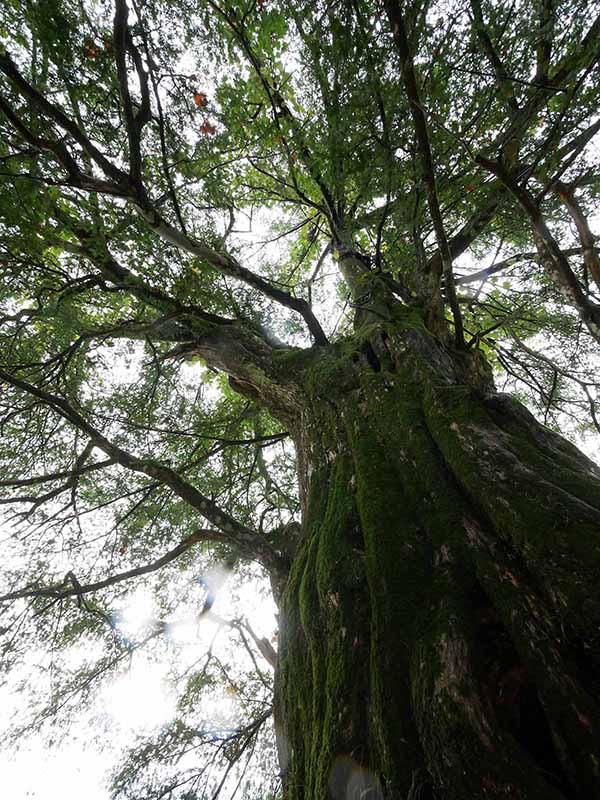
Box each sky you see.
[2,740,110,800]
[0,565,279,799]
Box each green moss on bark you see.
[275,324,600,800]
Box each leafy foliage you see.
[1,0,600,796]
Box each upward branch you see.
[113,0,151,188]
[0,52,327,346]
[476,155,600,343]
[207,0,340,228]
[385,0,465,347]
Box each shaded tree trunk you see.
[271,311,600,800]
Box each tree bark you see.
[271,311,600,800]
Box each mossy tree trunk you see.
[271,314,600,800]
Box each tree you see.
[1,0,600,797]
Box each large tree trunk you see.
[272,312,600,800]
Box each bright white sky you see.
[2,742,109,800]
[0,566,278,799]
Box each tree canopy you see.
[1,0,600,797]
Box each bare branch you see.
[0,458,114,489]
[455,247,584,285]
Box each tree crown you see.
[1,0,599,795]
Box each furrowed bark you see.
[271,311,600,800]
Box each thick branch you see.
[0,51,128,186]
[113,0,151,187]
[0,95,123,196]
[549,13,600,86]
[535,0,554,82]
[426,193,507,277]
[470,0,519,112]
[477,156,600,341]
[553,181,600,290]
[75,234,235,332]
[471,14,600,188]
[136,205,328,344]
[0,52,325,345]
[552,118,600,169]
